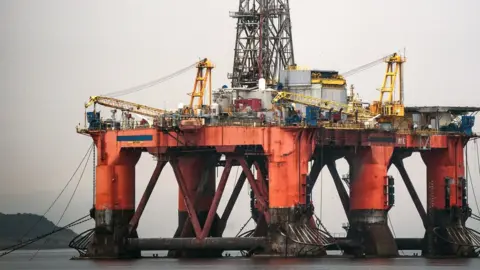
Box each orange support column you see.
[346,145,398,257]
[89,136,142,258]
[264,129,330,256]
[421,137,475,257]
[267,129,311,209]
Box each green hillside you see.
[0,213,78,250]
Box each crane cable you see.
[469,140,480,216]
[340,53,395,78]
[102,60,201,98]
[29,144,94,260]
[5,144,94,248]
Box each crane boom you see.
[85,96,166,118]
[272,91,374,119]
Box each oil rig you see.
[70,0,480,259]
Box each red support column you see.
[261,129,331,256]
[346,145,397,257]
[266,129,311,209]
[89,139,142,258]
[420,137,475,257]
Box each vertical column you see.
[421,137,475,257]
[90,146,141,258]
[346,145,397,257]
[265,129,327,256]
[268,129,311,209]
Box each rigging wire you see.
[102,60,200,98]
[29,144,93,260]
[0,215,91,258]
[341,53,395,78]
[469,140,480,216]
[7,144,94,248]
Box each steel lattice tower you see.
[229,0,295,88]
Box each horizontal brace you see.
[127,237,266,251]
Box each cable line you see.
[29,144,93,260]
[6,145,94,248]
[102,60,202,98]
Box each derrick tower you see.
[229,0,295,88]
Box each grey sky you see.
[1,0,479,238]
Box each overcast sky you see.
[1,0,479,238]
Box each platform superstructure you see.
[70,0,480,259]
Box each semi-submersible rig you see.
[71,0,480,259]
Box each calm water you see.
[1,249,479,270]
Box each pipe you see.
[127,237,266,251]
[328,238,423,251]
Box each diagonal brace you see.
[171,158,203,238]
[393,158,428,229]
[218,162,251,236]
[128,160,166,235]
[238,158,270,222]
[199,156,234,239]
[326,161,350,217]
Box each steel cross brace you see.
[179,155,219,237]
[326,161,350,216]
[171,155,236,239]
[392,157,428,229]
[128,160,167,235]
[253,161,269,200]
[171,157,205,238]
[238,158,270,223]
[218,159,253,236]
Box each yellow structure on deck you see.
[186,58,214,115]
[272,91,374,120]
[370,53,406,118]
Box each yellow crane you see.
[84,96,166,118]
[272,91,374,120]
[186,58,214,115]
[369,53,406,118]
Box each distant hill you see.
[0,213,78,250]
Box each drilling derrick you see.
[229,0,295,88]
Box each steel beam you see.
[326,161,350,216]
[171,158,203,238]
[127,237,266,251]
[218,169,248,235]
[238,158,270,222]
[393,159,428,229]
[179,155,218,237]
[199,157,234,239]
[128,160,167,235]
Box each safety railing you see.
[79,117,474,137]
[323,122,366,130]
